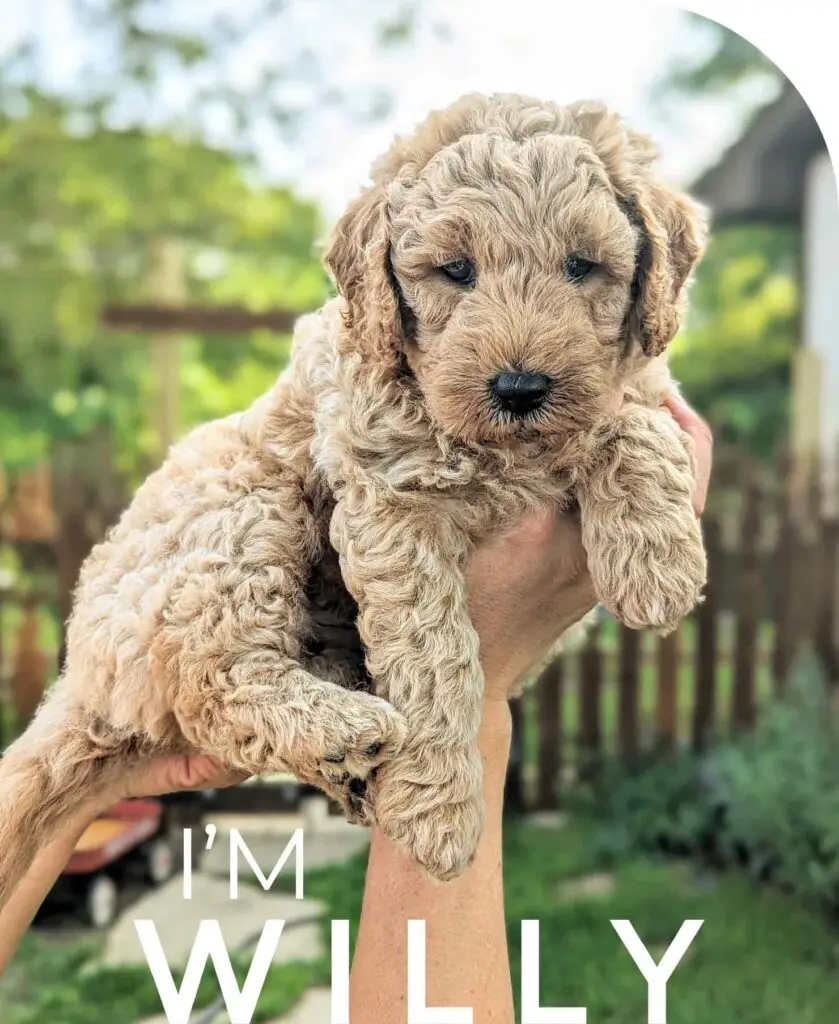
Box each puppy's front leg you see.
[331,485,484,881]
[578,405,706,633]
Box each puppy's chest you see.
[303,540,363,648]
[396,444,577,521]
[311,373,578,533]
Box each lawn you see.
[5,815,838,1022]
[0,929,320,1024]
[307,816,839,1024]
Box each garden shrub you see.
[587,652,839,910]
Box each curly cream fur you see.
[0,92,707,897]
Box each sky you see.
[277,0,778,216]
[0,0,781,220]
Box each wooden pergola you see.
[101,234,311,454]
[101,300,308,452]
[100,302,302,335]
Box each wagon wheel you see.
[143,833,177,885]
[84,874,120,929]
[161,803,206,873]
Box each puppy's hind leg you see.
[0,691,130,910]
[162,560,407,795]
[156,478,407,816]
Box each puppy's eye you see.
[564,254,597,283]
[440,259,476,286]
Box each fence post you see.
[617,625,640,760]
[0,588,5,750]
[772,447,796,694]
[148,236,187,461]
[579,624,603,780]
[655,630,680,752]
[52,443,95,636]
[0,498,6,750]
[535,655,563,810]
[11,597,47,732]
[732,465,762,730]
[814,445,839,684]
[693,515,720,750]
[505,697,526,814]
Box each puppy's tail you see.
[0,694,124,910]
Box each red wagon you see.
[46,795,205,928]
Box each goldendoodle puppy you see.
[0,93,707,902]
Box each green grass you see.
[503,822,839,1023]
[6,817,839,1022]
[0,930,321,1024]
[307,816,839,1023]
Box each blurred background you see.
[1,4,838,1023]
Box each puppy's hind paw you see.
[312,691,407,781]
[320,773,378,827]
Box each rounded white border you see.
[668,0,838,192]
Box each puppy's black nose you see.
[489,371,551,416]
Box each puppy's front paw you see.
[372,748,484,881]
[593,523,707,633]
[384,790,484,881]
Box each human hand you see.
[662,393,713,516]
[88,755,247,817]
[466,509,596,702]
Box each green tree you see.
[2,0,426,151]
[0,1,428,479]
[658,16,795,459]
[661,13,779,96]
[0,93,329,480]
[670,226,799,456]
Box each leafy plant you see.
[708,654,839,901]
[589,653,839,911]
[584,747,721,865]
[670,224,799,460]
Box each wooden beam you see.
[147,238,186,457]
[101,303,306,335]
[790,346,822,510]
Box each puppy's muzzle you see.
[489,370,551,417]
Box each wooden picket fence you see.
[506,446,839,809]
[3,443,839,814]
[0,435,126,748]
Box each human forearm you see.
[350,700,514,1024]
[0,801,98,974]
[0,753,243,976]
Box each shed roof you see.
[691,81,826,225]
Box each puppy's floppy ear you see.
[565,105,708,358]
[323,184,402,375]
[620,165,708,358]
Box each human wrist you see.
[478,699,512,777]
[69,798,102,836]
[36,801,100,871]
[480,696,512,736]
